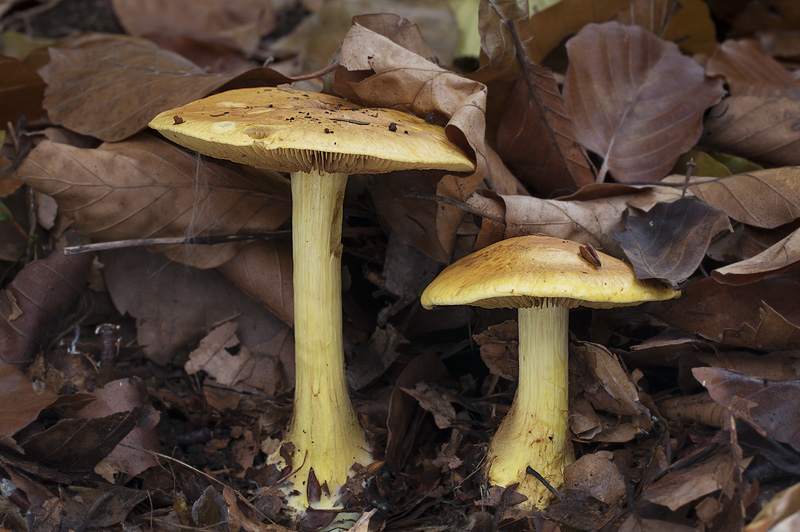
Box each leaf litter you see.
[2,0,800,531]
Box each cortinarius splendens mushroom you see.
[420,235,679,508]
[149,87,475,509]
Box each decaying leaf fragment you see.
[613,198,732,287]
[563,22,724,182]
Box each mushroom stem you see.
[282,169,371,509]
[486,302,574,509]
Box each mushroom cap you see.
[149,87,475,175]
[421,235,679,310]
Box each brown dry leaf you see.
[400,383,457,430]
[0,367,94,438]
[19,409,143,473]
[689,168,800,229]
[39,34,231,142]
[563,22,724,183]
[706,39,800,98]
[71,378,160,479]
[758,31,800,61]
[493,186,682,258]
[641,450,744,510]
[727,0,800,40]
[473,319,518,381]
[614,0,718,55]
[335,20,486,262]
[0,249,94,366]
[613,198,732,287]
[694,367,800,452]
[185,322,282,396]
[702,96,800,167]
[651,276,800,351]
[495,62,595,197]
[0,53,45,127]
[111,0,276,52]
[17,135,291,270]
[564,452,626,505]
[713,227,800,284]
[102,247,293,373]
[216,240,294,325]
[572,341,650,418]
[527,0,629,64]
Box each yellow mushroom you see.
[421,235,679,509]
[149,87,474,510]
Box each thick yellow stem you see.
[277,169,371,510]
[486,303,574,509]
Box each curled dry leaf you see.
[613,198,732,287]
[17,135,291,270]
[713,227,800,284]
[694,366,800,452]
[0,53,45,127]
[495,63,595,197]
[492,186,682,258]
[689,167,800,229]
[563,22,725,182]
[564,453,626,505]
[702,96,800,167]
[111,0,276,52]
[0,249,94,366]
[705,39,800,98]
[335,20,487,262]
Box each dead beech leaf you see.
[650,276,800,350]
[335,20,486,262]
[0,249,94,366]
[641,450,743,510]
[495,186,683,257]
[613,198,732,286]
[39,34,231,142]
[702,96,800,167]
[705,39,800,98]
[400,383,457,430]
[495,63,595,197]
[689,168,800,229]
[473,320,519,381]
[71,378,160,478]
[111,0,276,52]
[0,368,94,438]
[563,22,724,182]
[216,239,294,325]
[527,0,629,64]
[17,135,291,270]
[0,53,45,127]
[694,367,800,452]
[713,227,800,284]
[565,453,626,505]
[103,247,293,374]
[613,0,718,56]
[746,482,800,532]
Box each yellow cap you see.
[421,235,679,310]
[149,87,475,175]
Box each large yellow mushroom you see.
[149,87,474,510]
[421,235,679,509]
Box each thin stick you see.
[63,231,291,255]
[288,60,341,81]
[401,189,505,223]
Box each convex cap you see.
[421,235,679,310]
[149,87,475,175]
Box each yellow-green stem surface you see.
[486,303,574,509]
[279,169,371,509]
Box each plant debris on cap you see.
[421,235,680,310]
[149,86,475,175]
